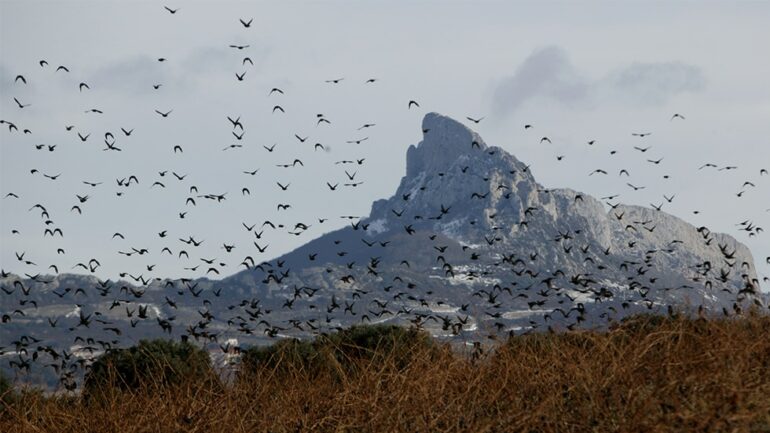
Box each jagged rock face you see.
[358,113,758,297]
[219,113,762,334]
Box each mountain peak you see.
[362,112,758,301]
[406,113,488,177]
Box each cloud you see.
[492,46,706,116]
[491,46,588,116]
[88,55,176,96]
[181,46,239,75]
[181,44,270,76]
[86,45,268,96]
[605,61,706,106]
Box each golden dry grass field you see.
[3,314,770,433]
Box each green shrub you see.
[613,313,675,334]
[322,324,433,368]
[83,339,212,397]
[240,324,433,377]
[240,338,321,373]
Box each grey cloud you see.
[491,46,589,116]
[86,45,261,96]
[88,55,176,96]
[181,44,269,75]
[492,46,706,116]
[605,61,706,106]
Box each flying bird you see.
[13,97,30,109]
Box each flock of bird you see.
[1,5,769,391]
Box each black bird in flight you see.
[13,98,30,109]
[227,115,243,130]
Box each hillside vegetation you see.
[3,315,770,433]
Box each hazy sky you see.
[1,1,769,288]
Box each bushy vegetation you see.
[240,324,433,376]
[4,317,770,432]
[82,339,213,398]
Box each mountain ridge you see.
[235,112,758,295]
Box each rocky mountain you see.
[225,112,761,317]
[1,113,764,386]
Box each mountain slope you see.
[223,112,760,327]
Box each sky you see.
[1,0,769,289]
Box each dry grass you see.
[4,314,770,433]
